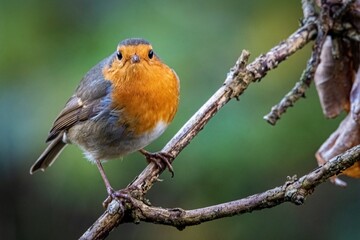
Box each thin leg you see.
[95,159,132,208]
[139,149,174,177]
[95,159,114,195]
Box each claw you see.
[139,149,175,177]
[103,195,113,208]
[102,188,133,208]
[102,187,115,208]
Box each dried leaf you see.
[314,37,353,118]
[316,114,360,184]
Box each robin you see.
[30,38,180,200]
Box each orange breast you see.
[103,60,179,136]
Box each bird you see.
[30,38,180,201]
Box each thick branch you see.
[80,21,317,240]
[82,144,360,238]
[132,145,360,229]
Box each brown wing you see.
[46,96,104,142]
[46,55,114,142]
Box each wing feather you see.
[46,56,113,142]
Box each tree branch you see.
[80,20,316,240]
[302,0,316,19]
[131,145,360,229]
[264,0,359,125]
[263,35,323,125]
[263,2,326,125]
[80,1,359,239]
[81,144,360,239]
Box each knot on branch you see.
[107,200,125,216]
[285,187,307,205]
[224,49,251,100]
[284,179,314,205]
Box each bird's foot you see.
[139,149,175,177]
[102,187,132,209]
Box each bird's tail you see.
[30,134,66,174]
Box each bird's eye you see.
[148,49,154,59]
[117,51,122,60]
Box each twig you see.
[263,27,325,125]
[80,21,317,240]
[301,0,316,19]
[264,0,360,125]
[263,0,334,125]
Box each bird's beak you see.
[131,54,140,63]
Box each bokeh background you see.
[1,0,359,239]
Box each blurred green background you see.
[1,0,359,239]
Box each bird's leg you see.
[95,159,115,196]
[139,149,175,177]
[95,159,130,208]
